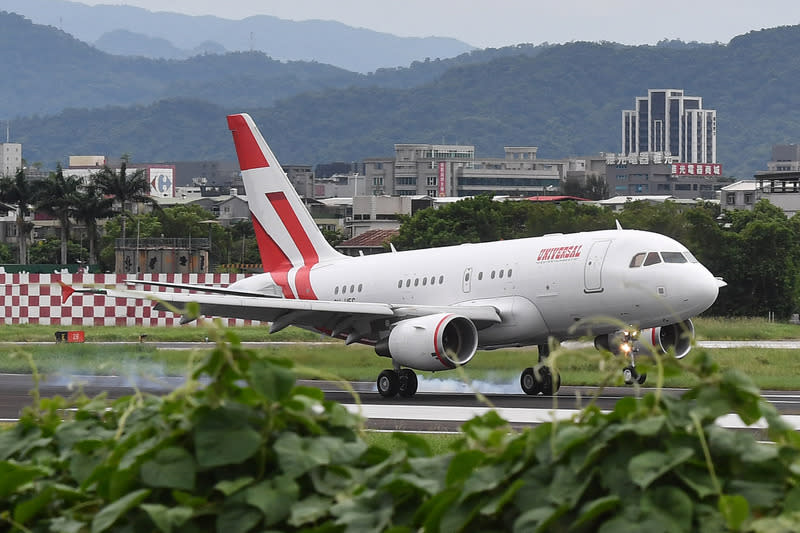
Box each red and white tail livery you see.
[62,113,725,398]
[227,113,344,299]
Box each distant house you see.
[336,229,398,257]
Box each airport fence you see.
[0,272,264,326]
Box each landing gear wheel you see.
[377,369,399,398]
[622,366,635,385]
[520,367,541,395]
[622,366,646,385]
[398,368,418,398]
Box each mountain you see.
[0,11,363,117]
[94,30,228,59]
[2,0,474,73]
[4,10,800,180]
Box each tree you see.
[35,165,81,264]
[72,183,115,265]
[95,157,159,245]
[0,168,37,264]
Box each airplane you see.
[61,113,725,398]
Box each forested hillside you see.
[4,9,800,178]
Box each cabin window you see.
[422,277,427,286]
[507,269,513,278]
[629,253,646,268]
[430,276,436,285]
[335,287,339,295]
[350,284,355,293]
[478,272,483,281]
[414,278,419,287]
[661,252,687,264]
[397,280,402,288]
[406,279,411,288]
[358,284,363,292]
[499,270,504,279]
[643,252,662,266]
[439,275,444,284]
[491,271,496,279]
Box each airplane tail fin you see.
[227,113,344,299]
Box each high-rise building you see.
[622,89,716,164]
[0,142,22,177]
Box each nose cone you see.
[683,265,722,316]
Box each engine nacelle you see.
[638,319,694,359]
[594,319,695,359]
[375,313,478,371]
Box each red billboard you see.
[438,162,446,196]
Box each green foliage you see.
[28,238,86,265]
[3,326,800,532]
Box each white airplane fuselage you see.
[230,227,720,349]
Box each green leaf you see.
[446,450,484,485]
[216,504,262,533]
[215,476,255,496]
[274,433,332,478]
[641,486,694,531]
[13,485,54,525]
[250,358,295,402]
[719,493,750,531]
[48,516,86,533]
[91,488,150,533]
[141,504,194,533]
[289,495,334,527]
[243,477,299,526]
[140,446,196,491]
[0,461,46,499]
[675,466,718,499]
[628,447,694,489]
[193,407,261,468]
[571,495,621,530]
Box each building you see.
[361,145,606,198]
[0,143,22,177]
[336,229,399,257]
[767,144,800,172]
[719,180,759,211]
[350,195,433,237]
[622,89,717,164]
[604,154,726,200]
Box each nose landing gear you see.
[620,330,647,385]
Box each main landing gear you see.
[520,343,561,396]
[377,367,418,398]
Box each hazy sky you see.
[79,0,800,48]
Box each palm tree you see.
[0,168,37,265]
[95,156,159,245]
[72,183,114,266]
[35,165,81,265]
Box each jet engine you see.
[637,319,694,359]
[594,319,694,359]
[375,313,478,371]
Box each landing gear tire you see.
[622,366,647,385]
[520,366,561,396]
[377,369,399,398]
[521,367,541,395]
[398,368,418,398]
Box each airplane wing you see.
[123,279,282,298]
[59,283,502,336]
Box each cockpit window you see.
[643,252,662,266]
[661,252,687,264]
[684,251,699,263]
[629,253,646,268]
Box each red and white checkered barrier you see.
[0,273,264,326]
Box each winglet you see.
[59,281,75,303]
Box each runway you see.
[3,373,800,433]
